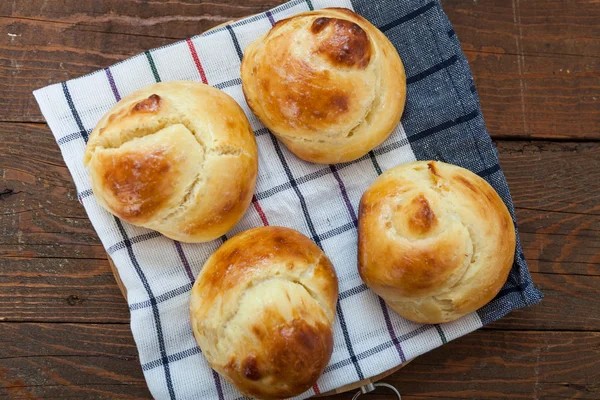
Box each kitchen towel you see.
[33,0,543,398]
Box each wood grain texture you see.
[0,323,150,399]
[499,141,600,279]
[327,330,600,399]
[0,0,598,140]
[444,0,600,140]
[1,0,599,398]
[1,325,598,399]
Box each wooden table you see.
[1,0,599,398]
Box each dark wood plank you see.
[443,0,600,58]
[469,51,599,141]
[0,257,130,323]
[443,0,600,140]
[488,273,600,331]
[4,0,598,56]
[0,0,282,38]
[0,122,106,255]
[5,0,598,56]
[0,0,279,123]
[499,141,600,278]
[0,322,149,399]
[0,18,172,124]
[0,0,598,140]
[326,330,600,400]
[2,324,598,399]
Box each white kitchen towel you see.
[33,0,543,398]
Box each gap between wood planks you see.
[463,48,600,61]
[0,319,597,333]
[516,206,600,217]
[1,120,600,142]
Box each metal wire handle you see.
[351,382,402,400]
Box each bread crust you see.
[190,226,338,399]
[84,81,258,243]
[241,8,406,164]
[358,161,516,324]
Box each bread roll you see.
[241,8,406,164]
[190,226,338,399]
[84,81,258,243]
[358,161,516,324]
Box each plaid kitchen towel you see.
[33,0,543,398]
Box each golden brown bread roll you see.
[190,226,338,399]
[84,81,258,243]
[241,8,406,164]
[358,161,516,324]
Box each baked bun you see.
[84,81,258,243]
[241,8,406,164]
[358,161,516,324]
[190,226,338,399]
